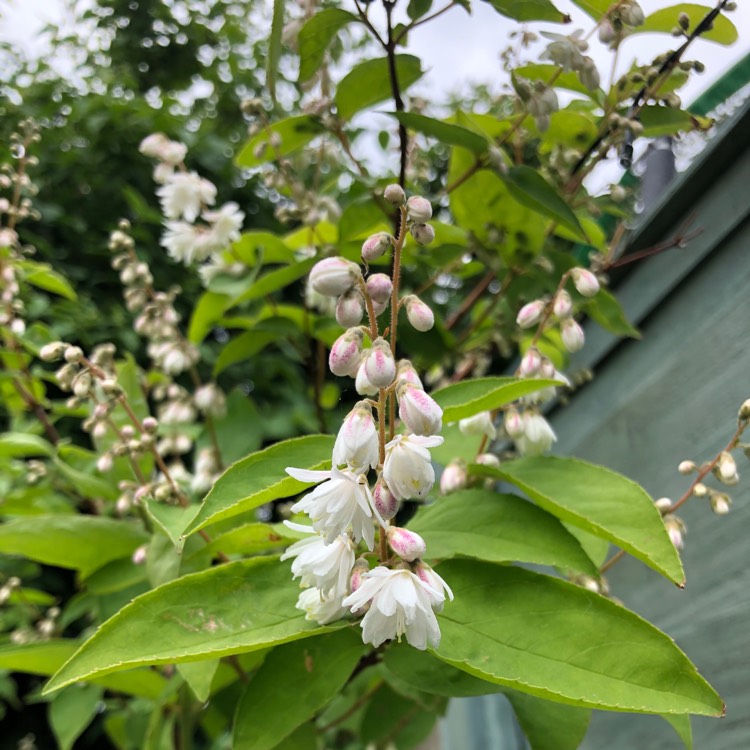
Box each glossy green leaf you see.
[508,691,592,750]
[54,455,119,500]
[335,55,423,120]
[50,684,103,750]
[407,0,433,19]
[213,330,281,377]
[44,557,339,694]
[298,9,358,82]
[188,291,231,344]
[639,106,712,138]
[0,515,147,577]
[0,432,54,457]
[435,560,723,715]
[503,166,587,241]
[663,713,693,749]
[474,456,685,585]
[583,287,640,338]
[144,500,199,548]
[232,231,296,266]
[0,641,166,699]
[232,258,316,306]
[178,659,220,702]
[20,260,77,301]
[641,5,737,45]
[233,630,365,750]
[185,434,335,535]
[267,0,284,101]
[193,522,293,560]
[431,376,563,422]
[481,0,569,22]
[206,390,264,465]
[409,490,597,575]
[84,557,147,595]
[569,0,612,19]
[274,724,317,750]
[387,111,489,153]
[236,116,325,168]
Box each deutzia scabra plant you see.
[0,1,745,748]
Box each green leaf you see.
[233,630,365,750]
[188,291,231,344]
[144,500,199,548]
[435,560,723,715]
[0,641,166,699]
[236,116,325,168]
[474,456,685,585]
[192,522,293,560]
[54,455,119,501]
[267,0,284,101]
[20,260,78,301]
[50,684,103,750]
[213,329,281,377]
[409,489,597,575]
[207,390,264,465]
[515,63,597,97]
[407,0,433,19]
[639,106,712,138]
[0,432,54,458]
[569,0,612,19]
[273,724,317,750]
[232,231,296,266]
[298,9,358,82]
[178,660,220,702]
[641,5,737,45]
[503,166,587,241]
[0,515,148,577]
[232,258,316,306]
[663,713,693,749]
[185,434,335,535]
[384,648,591,750]
[481,0,569,22]
[387,112,489,153]
[335,55,423,121]
[43,557,340,694]
[583,287,640,338]
[431,376,563,422]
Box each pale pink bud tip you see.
[336,290,365,328]
[386,526,427,562]
[396,360,423,390]
[309,257,361,297]
[398,382,443,436]
[364,337,396,388]
[519,348,542,377]
[329,329,364,377]
[504,408,525,438]
[373,478,399,520]
[406,195,432,223]
[561,318,585,353]
[384,184,406,206]
[350,558,370,593]
[552,290,573,319]
[410,223,435,246]
[440,460,467,495]
[516,300,545,329]
[403,295,434,332]
[475,453,500,468]
[571,267,600,297]
[366,273,393,304]
[361,232,393,262]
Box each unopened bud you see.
[440,460,467,495]
[96,453,114,473]
[309,257,360,297]
[598,19,615,44]
[72,372,92,399]
[475,453,501,468]
[142,416,158,433]
[39,342,67,362]
[355,360,379,396]
[403,294,434,332]
[132,545,148,564]
[410,223,435,246]
[329,328,364,377]
[666,522,684,550]
[504,408,525,438]
[678,460,696,475]
[373,477,399,520]
[386,526,426,562]
[621,0,645,26]
[350,558,370,593]
[715,452,739,485]
[396,359,423,390]
[406,195,432,223]
[552,290,572,320]
[678,12,690,30]
[738,398,750,421]
[571,267,600,297]
[64,346,84,364]
[519,348,542,377]
[516,299,545,329]
[364,337,396,388]
[335,290,365,328]
[655,497,672,512]
[397,382,443,436]
[384,184,406,206]
[366,273,392,304]
[361,232,392,262]
[711,493,731,515]
[561,318,585,353]
[692,483,707,497]
[459,411,497,440]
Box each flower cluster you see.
[282,187,452,650]
[139,133,244,269]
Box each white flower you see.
[398,383,442,436]
[355,359,379,395]
[203,201,244,246]
[296,587,348,626]
[342,567,443,650]
[194,383,227,418]
[414,561,454,613]
[280,523,355,598]
[161,222,217,264]
[157,172,217,222]
[286,467,384,549]
[458,411,496,440]
[333,402,378,473]
[516,412,556,456]
[153,162,176,185]
[383,434,444,500]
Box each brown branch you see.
[445,270,495,330]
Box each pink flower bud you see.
[142,416,159,433]
[361,232,393,262]
[355,359,379,396]
[654,497,672,512]
[366,273,393,304]
[504,407,525,438]
[414,561,453,611]
[403,294,435,332]
[97,453,113,473]
[132,545,148,565]
[516,300,545,329]
[373,477,399,520]
[410,223,435,246]
[329,328,364,377]
[561,318,585,352]
[716,452,738,483]
[350,558,370,593]
[552,290,573,319]
[571,267,599,297]
[398,382,443,436]
[440,460,467,495]
[475,453,500,468]
[667,525,684,550]
[519,348,542,377]
[335,290,365,328]
[396,360,423,389]
[372,299,388,316]
[386,526,426,562]
[364,337,396,388]
[539,358,556,379]
[406,196,432,223]
[384,184,406,206]
[309,257,361,297]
